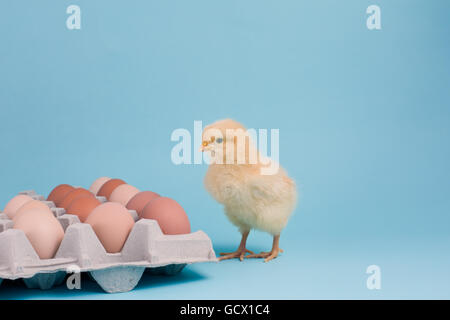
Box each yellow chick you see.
[201,119,297,262]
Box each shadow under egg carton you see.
[0,190,217,293]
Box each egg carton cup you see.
[0,191,217,293]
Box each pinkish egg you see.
[140,197,190,235]
[13,200,54,222]
[3,194,34,219]
[13,207,64,259]
[109,184,140,206]
[89,177,111,195]
[85,202,135,253]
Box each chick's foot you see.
[218,230,253,261]
[219,248,254,261]
[247,248,283,262]
[247,235,283,262]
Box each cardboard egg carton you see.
[0,190,217,293]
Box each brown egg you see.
[126,191,160,216]
[141,197,191,235]
[66,195,101,222]
[96,179,126,199]
[47,184,74,207]
[85,202,135,253]
[59,188,94,210]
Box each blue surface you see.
[1,0,449,299]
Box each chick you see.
[201,119,297,262]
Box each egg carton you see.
[0,191,217,293]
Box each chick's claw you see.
[264,251,279,263]
[247,248,283,262]
[218,248,254,261]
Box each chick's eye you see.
[216,138,223,143]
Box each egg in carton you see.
[0,198,80,290]
[0,190,217,293]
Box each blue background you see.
[0,0,449,299]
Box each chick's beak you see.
[199,141,208,152]
[200,140,216,152]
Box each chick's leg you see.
[219,230,254,261]
[247,234,283,262]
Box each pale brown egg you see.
[109,184,140,206]
[89,177,111,195]
[47,184,75,207]
[66,195,101,222]
[3,194,34,219]
[14,200,54,222]
[13,207,64,259]
[141,197,191,235]
[85,202,135,253]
